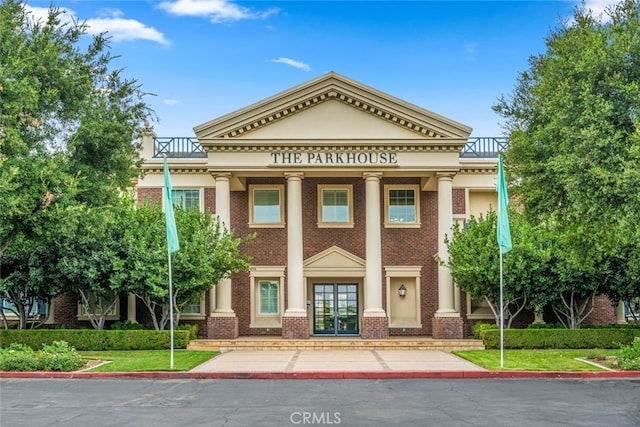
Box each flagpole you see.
[168,251,174,369]
[499,247,504,369]
[496,154,511,370]
[163,155,179,371]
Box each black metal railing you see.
[152,136,508,159]
[153,137,207,158]
[459,137,508,158]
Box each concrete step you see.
[187,337,485,352]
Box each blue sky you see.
[25,0,620,137]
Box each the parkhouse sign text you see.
[271,151,397,165]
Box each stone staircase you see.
[187,337,485,352]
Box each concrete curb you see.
[2,370,640,380]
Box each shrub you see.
[617,337,640,370]
[39,341,85,371]
[472,322,497,339]
[178,323,200,339]
[0,343,42,371]
[110,321,148,330]
[0,341,86,372]
[0,329,191,351]
[482,328,640,349]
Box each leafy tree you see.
[36,203,131,329]
[602,223,640,325]
[124,202,254,330]
[0,234,50,329]
[494,0,640,229]
[445,209,553,328]
[493,0,640,322]
[0,0,152,321]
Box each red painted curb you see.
[2,370,640,380]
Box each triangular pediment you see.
[304,246,365,277]
[194,72,472,140]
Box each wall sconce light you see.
[398,284,407,297]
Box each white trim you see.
[384,184,421,227]
[248,184,285,228]
[317,184,354,228]
[249,266,286,328]
[385,266,422,328]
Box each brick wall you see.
[229,177,443,338]
[137,187,162,205]
[207,316,239,339]
[361,316,389,339]
[204,187,216,213]
[432,316,464,339]
[282,316,309,339]
[453,188,466,215]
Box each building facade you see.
[134,72,517,340]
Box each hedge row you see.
[0,329,191,351]
[481,328,640,349]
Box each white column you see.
[617,301,628,325]
[363,173,386,316]
[436,173,458,316]
[213,173,234,315]
[284,173,306,316]
[127,293,137,323]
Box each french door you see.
[313,283,359,335]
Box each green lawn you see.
[453,349,620,371]
[79,350,218,372]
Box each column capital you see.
[363,172,383,181]
[210,172,231,180]
[436,172,456,181]
[284,172,304,181]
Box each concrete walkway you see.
[2,349,640,380]
[189,349,486,374]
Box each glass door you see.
[313,283,358,335]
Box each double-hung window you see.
[318,185,353,227]
[249,185,284,227]
[385,185,420,227]
[259,281,279,315]
[171,189,200,210]
[181,294,205,317]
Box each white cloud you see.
[570,0,620,24]
[583,0,616,17]
[270,57,311,72]
[158,0,279,23]
[164,99,180,105]
[85,16,170,46]
[25,5,169,46]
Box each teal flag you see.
[164,157,180,254]
[497,155,512,253]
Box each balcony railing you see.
[459,137,508,158]
[152,136,508,159]
[153,137,207,158]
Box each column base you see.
[432,316,464,339]
[360,316,389,339]
[206,315,239,339]
[282,316,309,339]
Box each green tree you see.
[602,223,640,325]
[124,202,254,330]
[0,233,50,329]
[445,209,553,328]
[0,0,152,252]
[493,0,640,322]
[494,0,640,229]
[0,0,152,323]
[36,203,130,329]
